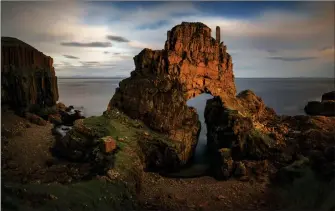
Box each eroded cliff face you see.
[1,37,59,111]
[109,22,236,168]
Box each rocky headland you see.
[1,22,335,211]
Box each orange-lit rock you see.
[108,22,235,166]
[100,136,117,153]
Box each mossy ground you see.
[2,107,177,211]
[2,179,136,211]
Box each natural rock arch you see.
[108,22,236,167]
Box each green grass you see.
[2,179,137,211]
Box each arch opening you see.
[186,93,213,165]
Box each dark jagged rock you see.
[1,37,59,112]
[304,91,335,116]
[322,91,335,101]
[204,96,280,179]
[108,22,236,169]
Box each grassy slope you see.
[2,108,155,211]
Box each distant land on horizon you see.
[58,76,335,79]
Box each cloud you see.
[319,46,335,58]
[63,55,79,59]
[60,41,112,48]
[266,49,278,54]
[2,1,334,78]
[80,61,101,67]
[268,56,317,62]
[107,35,129,42]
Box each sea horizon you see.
[58,76,335,79]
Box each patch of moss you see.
[2,179,137,211]
[276,168,335,210]
[245,128,276,160]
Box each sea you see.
[58,78,334,164]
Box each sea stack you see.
[108,22,235,169]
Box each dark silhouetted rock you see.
[1,37,59,112]
[304,100,335,117]
[322,91,335,101]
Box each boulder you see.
[99,136,117,153]
[304,92,335,116]
[48,113,62,125]
[1,37,59,112]
[25,112,47,126]
[108,22,236,169]
[56,102,66,111]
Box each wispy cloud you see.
[63,54,79,59]
[1,1,334,78]
[60,41,112,48]
[268,56,317,62]
[107,35,129,42]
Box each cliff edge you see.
[1,37,59,112]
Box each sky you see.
[1,1,334,78]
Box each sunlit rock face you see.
[1,37,59,111]
[108,22,236,167]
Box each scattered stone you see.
[216,195,226,200]
[118,137,125,142]
[107,169,120,180]
[49,194,58,200]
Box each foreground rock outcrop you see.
[205,90,335,181]
[109,22,236,169]
[1,37,59,112]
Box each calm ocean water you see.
[58,78,334,163]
